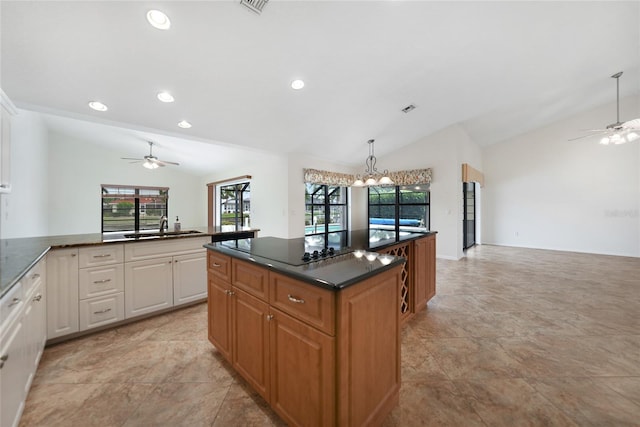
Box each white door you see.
[46,249,79,339]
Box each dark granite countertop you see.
[204,229,436,290]
[0,226,259,298]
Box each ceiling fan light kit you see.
[121,141,180,169]
[572,71,640,145]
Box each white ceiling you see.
[2,1,639,175]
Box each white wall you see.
[47,132,204,236]
[1,109,50,238]
[200,150,290,239]
[482,96,640,257]
[378,124,483,260]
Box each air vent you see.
[240,0,269,14]
[401,104,416,113]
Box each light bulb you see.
[157,92,174,103]
[147,10,170,30]
[88,101,108,111]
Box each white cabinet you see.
[0,89,16,194]
[1,258,46,427]
[173,252,207,306]
[124,257,174,318]
[78,245,125,331]
[46,248,79,339]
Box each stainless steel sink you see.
[123,230,204,238]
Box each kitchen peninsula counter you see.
[205,235,405,426]
[0,226,259,298]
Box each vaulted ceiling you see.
[2,1,639,174]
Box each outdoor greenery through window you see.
[102,185,168,233]
[219,181,250,228]
[305,184,348,248]
[368,185,429,233]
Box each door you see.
[124,257,173,318]
[173,252,207,306]
[207,276,232,361]
[463,182,476,250]
[46,248,79,339]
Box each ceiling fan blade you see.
[622,118,640,129]
[568,130,607,141]
[159,160,180,166]
[121,157,143,161]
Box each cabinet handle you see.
[71,253,77,257]
[287,294,305,304]
[228,290,235,296]
[0,184,8,188]
[32,294,42,302]
[93,254,112,258]
[266,314,274,321]
[0,354,7,369]
[94,308,112,314]
[31,273,41,280]
[93,278,112,284]
[7,297,20,307]
[212,263,221,267]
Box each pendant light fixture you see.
[353,139,393,187]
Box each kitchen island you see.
[205,236,407,427]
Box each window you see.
[368,185,429,233]
[102,185,168,233]
[219,181,250,228]
[305,184,348,248]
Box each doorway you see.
[463,182,476,250]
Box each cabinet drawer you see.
[208,252,231,282]
[79,244,124,268]
[269,272,335,335]
[79,264,124,299]
[1,281,24,326]
[79,292,124,331]
[23,258,45,297]
[125,237,209,262]
[232,259,268,301]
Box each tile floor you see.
[19,245,640,426]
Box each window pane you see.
[399,205,428,231]
[102,185,168,233]
[399,186,428,204]
[220,181,250,228]
[369,186,395,204]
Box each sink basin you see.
[123,230,204,239]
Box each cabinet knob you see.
[266,314,274,321]
[0,354,7,369]
[228,290,235,296]
[7,297,20,307]
[33,294,42,302]
[71,253,77,257]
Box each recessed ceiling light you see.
[157,92,175,103]
[291,79,305,90]
[177,120,192,129]
[147,10,171,30]
[88,101,108,111]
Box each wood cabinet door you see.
[413,237,428,313]
[232,287,270,402]
[270,309,335,427]
[208,276,232,361]
[425,235,436,301]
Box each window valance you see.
[303,168,432,187]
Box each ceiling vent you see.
[401,104,416,113]
[240,0,269,14]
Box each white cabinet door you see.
[173,251,207,306]
[124,257,173,318]
[0,95,14,194]
[46,248,79,339]
[22,279,46,394]
[0,310,26,427]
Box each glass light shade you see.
[177,120,192,129]
[378,175,393,185]
[378,254,394,266]
[364,177,378,186]
[353,250,365,259]
[291,79,305,90]
[626,132,639,142]
[147,10,171,29]
[143,160,159,169]
[353,178,364,187]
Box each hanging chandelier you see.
[353,139,394,187]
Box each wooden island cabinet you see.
[207,246,404,427]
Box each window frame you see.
[217,180,251,228]
[368,185,430,234]
[305,184,349,244]
[101,184,169,233]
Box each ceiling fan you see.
[570,71,640,145]
[121,141,180,169]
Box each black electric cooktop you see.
[220,236,351,266]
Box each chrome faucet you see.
[159,215,168,233]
